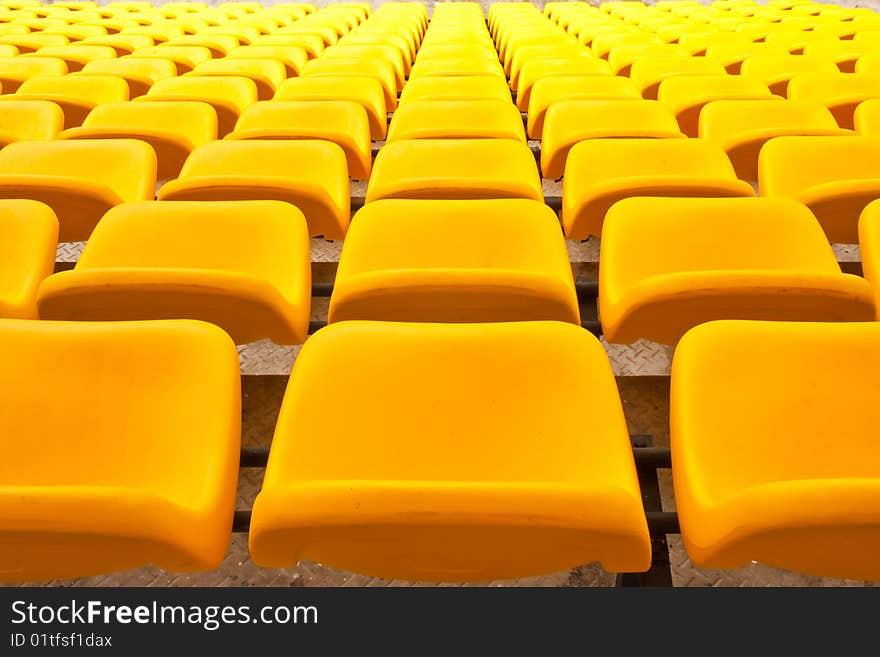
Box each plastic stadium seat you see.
[300,57,398,110]
[366,139,542,203]
[740,55,840,96]
[541,99,684,179]
[10,74,129,128]
[79,35,155,57]
[249,320,651,581]
[803,40,879,73]
[38,201,311,345]
[31,44,117,72]
[253,34,325,57]
[855,98,880,136]
[607,43,690,77]
[0,56,68,93]
[276,25,339,47]
[142,75,257,137]
[562,138,754,240]
[514,56,612,111]
[201,25,262,46]
[527,75,641,138]
[657,74,774,137]
[409,56,505,80]
[399,75,512,105]
[704,42,789,73]
[120,25,186,44]
[227,100,371,180]
[0,318,239,581]
[629,55,728,100]
[59,101,217,180]
[226,45,309,77]
[599,197,873,344]
[0,139,155,242]
[856,52,880,76]
[859,199,880,315]
[0,34,69,54]
[676,31,751,56]
[699,99,849,181]
[759,136,880,243]
[0,99,64,146]
[163,34,240,58]
[0,200,57,319]
[671,320,880,580]
[158,140,350,239]
[275,77,387,140]
[328,199,578,324]
[387,99,526,143]
[131,45,212,74]
[787,73,880,129]
[189,58,286,102]
[80,56,176,97]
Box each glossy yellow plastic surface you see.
[803,39,878,73]
[608,43,689,76]
[387,99,526,142]
[541,99,684,179]
[275,76,387,140]
[228,100,371,180]
[704,41,789,73]
[38,200,311,345]
[527,75,641,138]
[0,34,68,54]
[226,44,308,76]
[253,33,325,57]
[30,44,116,73]
[563,138,754,240]
[366,139,542,203]
[59,100,217,180]
[629,55,728,99]
[13,74,129,128]
[131,44,212,73]
[249,320,651,581]
[672,320,880,580]
[301,57,398,110]
[143,75,257,137]
[0,99,64,146]
[759,135,880,243]
[740,54,840,95]
[600,197,874,344]
[658,74,774,137]
[399,75,512,106]
[329,199,578,324]
[699,99,849,181]
[322,43,406,80]
[858,199,880,316]
[0,139,155,241]
[80,35,156,57]
[0,200,57,319]
[80,56,176,97]
[158,140,350,239]
[164,34,240,57]
[189,58,286,102]
[515,56,611,110]
[854,97,880,136]
[0,55,67,92]
[0,318,240,582]
[787,72,880,129]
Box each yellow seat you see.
[759,136,880,243]
[658,74,774,137]
[398,75,511,108]
[300,57,398,110]
[42,24,110,42]
[199,24,261,47]
[704,42,790,73]
[0,56,68,93]
[79,34,154,56]
[80,56,175,97]
[274,76,387,140]
[366,139,542,204]
[409,56,505,81]
[0,99,64,147]
[189,58,286,102]
[787,73,880,129]
[0,139,155,241]
[0,200,57,319]
[854,98,880,136]
[592,30,661,59]
[387,99,525,143]
[142,75,257,137]
[677,31,752,56]
[804,40,880,73]
[339,33,414,65]
[158,140,350,239]
[37,200,311,345]
[0,34,69,54]
[508,44,588,89]
[30,44,117,73]
[226,45,309,77]
[0,318,239,582]
[541,99,684,179]
[515,56,611,111]
[629,55,728,100]
[700,99,850,181]
[276,24,338,47]
[119,24,185,44]
[860,199,880,315]
[227,100,371,180]
[11,74,129,128]
[740,54,841,96]
[328,199,578,324]
[671,320,880,580]
[563,138,754,240]
[527,75,641,138]
[608,43,690,76]
[130,45,212,74]
[59,101,217,180]
[162,34,239,58]
[249,320,651,581]
[252,33,324,57]
[600,197,873,344]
